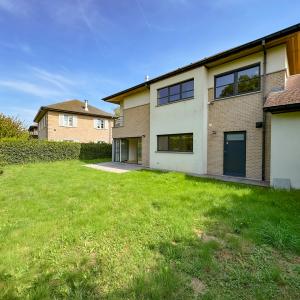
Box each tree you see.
[0,113,28,139]
[113,107,121,117]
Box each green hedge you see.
[0,140,112,165]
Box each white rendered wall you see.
[271,112,300,189]
[149,66,208,174]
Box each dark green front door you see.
[224,132,246,177]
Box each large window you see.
[215,64,260,99]
[157,79,194,105]
[157,133,193,152]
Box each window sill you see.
[156,97,194,107]
[59,125,77,128]
[213,90,261,102]
[155,151,194,154]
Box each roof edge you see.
[34,106,113,122]
[264,103,300,113]
[103,23,300,102]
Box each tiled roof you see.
[45,100,112,117]
[34,100,113,122]
[264,74,300,111]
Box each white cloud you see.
[0,80,64,98]
[30,67,75,91]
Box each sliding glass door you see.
[120,139,129,162]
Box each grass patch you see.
[0,160,299,299]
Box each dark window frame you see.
[157,79,194,106]
[214,63,261,100]
[157,133,193,152]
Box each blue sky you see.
[0,0,299,126]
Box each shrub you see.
[0,154,5,175]
[0,140,112,165]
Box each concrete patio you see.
[84,162,144,173]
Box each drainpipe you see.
[261,39,267,181]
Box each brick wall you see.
[112,104,150,166]
[46,111,113,143]
[207,70,286,180]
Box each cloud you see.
[30,67,75,91]
[0,80,65,98]
[49,0,114,47]
[0,0,30,16]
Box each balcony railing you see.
[114,116,124,128]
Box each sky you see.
[0,0,299,126]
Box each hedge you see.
[0,139,112,165]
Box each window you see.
[60,114,76,127]
[95,119,105,129]
[215,64,260,99]
[157,79,194,105]
[157,133,193,152]
[63,115,75,127]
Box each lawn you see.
[0,160,299,299]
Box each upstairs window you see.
[215,64,260,99]
[59,114,77,127]
[94,119,105,129]
[157,79,194,106]
[157,133,193,152]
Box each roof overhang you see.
[34,107,114,122]
[264,103,300,114]
[103,23,300,103]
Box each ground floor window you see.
[157,133,193,152]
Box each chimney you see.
[145,75,149,82]
[84,100,88,111]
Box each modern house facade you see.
[34,100,113,143]
[103,24,300,188]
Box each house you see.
[103,23,300,188]
[34,100,113,143]
[28,124,38,139]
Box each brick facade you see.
[112,104,150,166]
[42,111,113,143]
[207,70,286,180]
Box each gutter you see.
[261,40,267,181]
[264,103,300,113]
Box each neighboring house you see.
[103,23,300,188]
[28,124,38,139]
[34,100,113,143]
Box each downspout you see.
[261,39,267,181]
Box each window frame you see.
[214,63,261,100]
[157,133,193,153]
[95,118,105,129]
[157,79,194,106]
[62,114,75,127]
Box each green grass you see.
[0,160,299,299]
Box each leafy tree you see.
[113,107,121,117]
[0,113,28,139]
